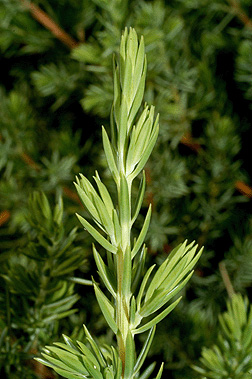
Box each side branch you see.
[228,0,252,28]
[21,0,79,49]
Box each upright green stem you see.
[116,174,132,376]
[116,249,128,374]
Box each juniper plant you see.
[193,293,252,378]
[36,28,203,379]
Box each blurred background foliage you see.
[1,0,252,378]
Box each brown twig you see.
[63,186,82,206]
[235,180,252,198]
[20,0,79,49]
[228,0,252,28]
[20,152,41,171]
[180,132,202,153]
[219,261,236,298]
[0,210,11,227]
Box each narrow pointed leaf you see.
[133,36,145,97]
[131,171,146,225]
[85,357,103,379]
[141,271,194,317]
[53,367,84,379]
[126,125,137,175]
[160,247,203,294]
[154,363,164,379]
[138,362,156,379]
[62,335,79,351]
[134,297,182,334]
[113,59,121,129]
[132,245,147,293]
[124,331,135,379]
[83,324,106,368]
[114,349,123,379]
[43,347,86,374]
[93,244,116,298]
[34,358,63,372]
[102,126,119,182]
[145,240,188,302]
[93,282,118,334]
[130,117,159,180]
[53,342,78,355]
[76,341,100,369]
[136,264,156,312]
[74,182,100,222]
[92,191,114,237]
[93,171,114,217]
[85,336,106,369]
[132,107,154,166]
[119,28,127,81]
[128,59,147,128]
[131,205,152,258]
[76,214,117,254]
[122,53,133,100]
[134,326,156,374]
[39,354,83,374]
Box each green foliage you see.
[38,28,202,379]
[193,294,252,378]
[236,33,252,104]
[31,63,80,110]
[1,0,252,378]
[0,192,85,377]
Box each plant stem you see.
[21,0,79,49]
[116,174,132,377]
[116,248,128,374]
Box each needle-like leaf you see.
[76,214,117,254]
[131,205,152,258]
[134,297,182,334]
[124,331,135,379]
[93,282,118,334]
[134,326,156,374]
[93,244,117,298]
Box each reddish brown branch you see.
[180,132,202,153]
[21,0,79,49]
[20,152,41,171]
[228,0,252,28]
[63,186,82,205]
[0,210,11,226]
[235,180,252,198]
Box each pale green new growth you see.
[37,27,202,379]
[193,294,252,378]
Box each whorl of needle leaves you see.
[193,293,252,378]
